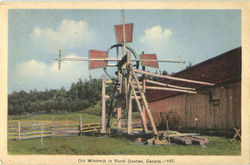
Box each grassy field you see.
[8,135,240,155]
[8,104,101,123]
[8,104,241,155]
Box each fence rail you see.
[8,117,101,140]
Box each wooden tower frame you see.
[55,10,214,137]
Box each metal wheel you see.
[103,43,140,80]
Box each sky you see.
[8,9,241,93]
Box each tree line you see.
[8,78,103,115]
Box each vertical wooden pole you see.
[121,10,126,56]
[127,52,132,134]
[117,58,122,129]
[127,91,133,134]
[142,66,147,124]
[166,119,171,145]
[117,107,122,129]
[124,75,128,126]
[101,75,106,133]
[79,116,82,135]
[18,121,21,141]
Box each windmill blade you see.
[89,50,109,70]
[114,23,133,44]
[140,54,159,68]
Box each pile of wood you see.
[134,131,208,146]
[159,130,209,146]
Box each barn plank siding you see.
[147,47,241,133]
[148,82,241,132]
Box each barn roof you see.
[146,47,241,102]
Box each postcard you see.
[0,1,249,165]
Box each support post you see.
[117,107,122,129]
[127,53,133,134]
[127,91,133,134]
[117,58,122,129]
[142,66,147,124]
[101,75,106,134]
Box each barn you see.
[146,47,241,133]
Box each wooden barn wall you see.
[148,81,241,131]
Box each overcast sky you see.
[8,9,241,93]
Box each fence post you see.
[79,116,82,136]
[51,116,55,137]
[18,121,21,141]
[40,125,44,145]
[32,118,34,128]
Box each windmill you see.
[55,10,214,139]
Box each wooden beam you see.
[105,80,113,84]
[132,80,142,85]
[117,107,122,129]
[134,69,214,86]
[146,86,197,94]
[145,79,196,91]
[142,66,147,125]
[131,96,141,99]
[127,58,133,134]
[127,90,133,134]
[132,84,142,89]
[104,95,111,99]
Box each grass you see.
[8,103,241,155]
[8,135,240,155]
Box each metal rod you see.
[134,69,214,86]
[55,57,120,61]
[139,59,185,63]
[145,79,196,91]
[55,57,184,63]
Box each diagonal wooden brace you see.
[233,128,241,141]
[130,65,158,136]
[130,84,148,133]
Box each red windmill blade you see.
[114,23,134,44]
[140,53,159,68]
[89,50,109,70]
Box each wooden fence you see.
[8,117,101,140]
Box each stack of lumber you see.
[159,130,209,146]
